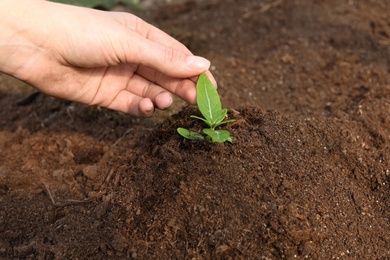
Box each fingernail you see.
[186,56,210,71]
[166,94,173,107]
[145,100,154,113]
[146,104,153,113]
[156,92,173,109]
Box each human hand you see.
[0,0,215,117]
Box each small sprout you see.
[177,127,205,141]
[177,73,235,143]
[203,129,233,143]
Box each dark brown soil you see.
[1,0,389,259]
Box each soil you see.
[0,0,389,259]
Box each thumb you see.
[126,33,211,78]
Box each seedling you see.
[177,73,235,143]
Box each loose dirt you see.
[0,0,389,259]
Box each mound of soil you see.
[0,0,389,259]
[109,106,389,258]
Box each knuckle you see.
[164,47,176,65]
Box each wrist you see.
[0,0,49,79]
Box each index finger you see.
[112,12,193,55]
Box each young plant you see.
[177,73,235,143]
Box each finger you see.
[124,74,173,109]
[136,65,197,104]
[189,70,218,88]
[136,66,219,105]
[113,13,193,55]
[112,14,216,86]
[128,18,218,85]
[107,91,155,117]
[115,29,209,78]
[84,66,172,115]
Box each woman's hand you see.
[0,0,214,117]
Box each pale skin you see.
[0,0,216,117]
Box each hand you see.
[0,0,215,117]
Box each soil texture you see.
[0,0,389,259]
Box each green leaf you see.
[190,115,212,128]
[177,73,235,144]
[203,129,233,143]
[196,73,223,126]
[177,128,204,140]
[214,119,236,129]
[213,108,228,126]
